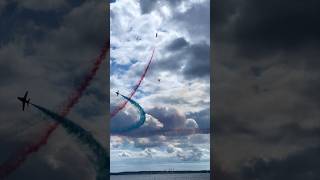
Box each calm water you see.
[110,173,210,180]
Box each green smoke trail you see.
[31,103,108,180]
[111,94,146,133]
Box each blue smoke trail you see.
[31,103,108,180]
[111,94,146,133]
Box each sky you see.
[1,0,319,179]
[109,0,210,173]
[213,0,320,179]
[0,0,108,179]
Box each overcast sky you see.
[110,0,210,173]
[0,0,108,179]
[213,0,320,179]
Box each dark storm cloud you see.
[213,0,320,177]
[16,0,68,11]
[9,146,95,180]
[213,165,240,180]
[152,51,183,72]
[0,0,77,46]
[259,123,320,145]
[241,146,320,180]
[213,109,257,137]
[149,37,190,74]
[166,37,188,51]
[182,42,210,79]
[212,0,237,27]
[155,39,210,80]
[0,57,17,86]
[236,0,320,55]
[215,0,320,57]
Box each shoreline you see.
[110,170,210,175]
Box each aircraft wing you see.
[22,102,25,111]
[24,91,28,99]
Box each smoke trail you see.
[113,128,210,138]
[31,103,108,180]
[111,94,146,133]
[0,37,109,178]
[110,47,155,118]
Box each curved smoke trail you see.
[110,47,155,118]
[31,103,108,180]
[0,37,109,178]
[111,94,146,133]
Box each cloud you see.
[186,108,210,129]
[110,0,210,172]
[0,1,8,13]
[142,114,164,129]
[185,118,199,128]
[181,42,210,79]
[0,1,108,179]
[166,37,188,51]
[139,0,158,14]
[215,0,320,57]
[152,39,210,80]
[166,144,175,153]
[0,0,68,13]
[110,101,163,134]
[172,1,210,43]
[143,148,154,158]
[133,136,166,149]
[213,0,320,176]
[16,0,68,11]
[177,147,203,161]
[119,152,131,158]
[241,146,320,180]
[148,106,188,129]
[189,134,209,144]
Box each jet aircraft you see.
[17,91,30,111]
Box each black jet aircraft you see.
[17,91,30,111]
[156,33,158,38]
[115,90,119,96]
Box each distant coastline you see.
[110,170,210,175]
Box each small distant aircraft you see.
[136,36,141,41]
[158,78,160,82]
[115,90,119,96]
[156,33,158,38]
[17,91,30,111]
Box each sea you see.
[110,173,210,180]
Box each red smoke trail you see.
[0,37,109,178]
[110,47,155,118]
